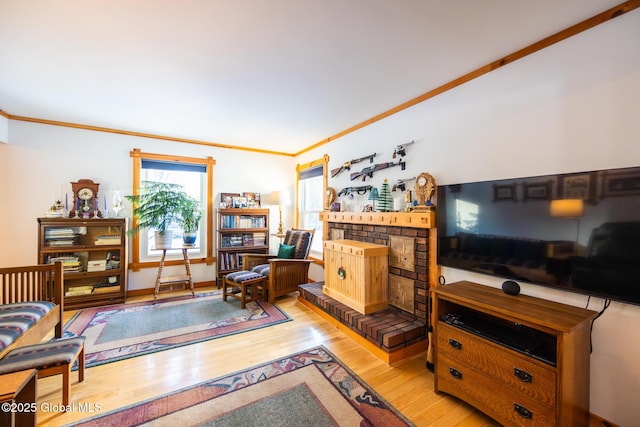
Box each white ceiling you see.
[0,0,625,154]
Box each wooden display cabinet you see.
[37,217,128,310]
[323,239,389,314]
[431,281,597,426]
[216,208,269,285]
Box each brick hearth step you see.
[298,282,426,356]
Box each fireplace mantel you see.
[319,211,435,229]
[305,210,439,362]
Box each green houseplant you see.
[180,196,202,244]
[126,181,197,247]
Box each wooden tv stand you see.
[431,281,597,427]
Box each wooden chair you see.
[239,229,314,303]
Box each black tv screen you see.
[436,166,640,306]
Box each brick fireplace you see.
[298,211,437,363]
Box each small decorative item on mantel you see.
[112,190,123,217]
[412,172,436,212]
[367,187,379,212]
[70,179,102,218]
[404,191,412,212]
[45,188,66,217]
[325,187,337,210]
[377,179,393,212]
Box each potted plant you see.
[180,196,202,245]
[125,181,194,248]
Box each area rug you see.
[64,291,291,368]
[68,346,414,427]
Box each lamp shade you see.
[271,190,291,206]
[368,187,379,200]
[550,199,584,218]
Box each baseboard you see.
[126,281,216,298]
[298,296,427,364]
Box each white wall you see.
[0,121,296,291]
[297,10,640,426]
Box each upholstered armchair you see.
[240,229,314,303]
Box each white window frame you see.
[129,149,215,271]
[296,155,328,260]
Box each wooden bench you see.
[0,263,64,360]
[0,337,85,406]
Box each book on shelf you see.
[65,285,93,296]
[45,228,78,246]
[106,260,120,270]
[45,228,75,237]
[47,239,77,246]
[48,255,83,272]
[221,215,266,229]
[94,235,121,245]
[92,285,120,294]
[253,232,266,245]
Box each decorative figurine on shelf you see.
[378,179,393,212]
[112,191,123,217]
[404,191,412,212]
[325,187,337,211]
[46,189,66,217]
[70,179,102,218]
[412,172,436,212]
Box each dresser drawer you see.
[437,353,557,426]
[437,322,556,408]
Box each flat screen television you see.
[436,166,640,306]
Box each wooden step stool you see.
[0,337,85,405]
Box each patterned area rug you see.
[67,346,414,426]
[64,292,290,368]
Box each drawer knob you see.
[514,368,533,383]
[514,403,533,419]
[449,367,462,380]
[448,338,462,350]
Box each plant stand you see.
[154,246,195,299]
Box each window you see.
[296,155,328,257]
[130,149,215,270]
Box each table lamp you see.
[271,190,291,235]
[368,187,379,211]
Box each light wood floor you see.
[35,288,499,426]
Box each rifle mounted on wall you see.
[392,177,416,192]
[331,153,377,178]
[337,185,372,197]
[350,160,406,181]
[393,140,415,158]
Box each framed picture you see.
[243,192,259,208]
[558,172,596,204]
[601,169,640,198]
[220,193,239,208]
[523,180,552,201]
[232,196,248,208]
[492,183,517,202]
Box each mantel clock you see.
[413,172,436,211]
[70,179,102,218]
